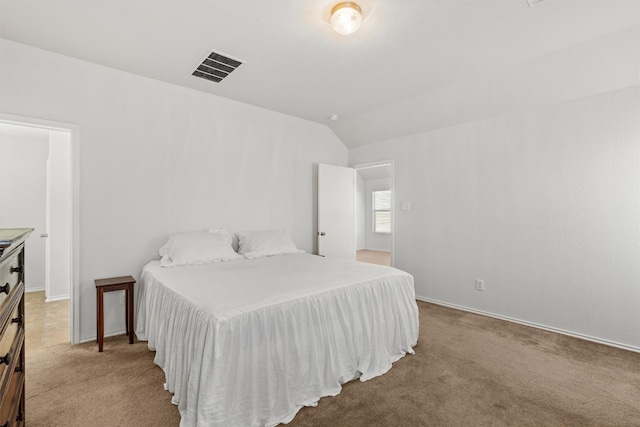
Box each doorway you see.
[353,161,393,266]
[317,161,394,266]
[0,114,79,344]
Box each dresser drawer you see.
[0,356,24,427]
[0,230,30,427]
[0,251,21,314]
[0,298,23,409]
[0,300,21,361]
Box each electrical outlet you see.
[475,279,485,291]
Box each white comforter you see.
[136,253,419,427]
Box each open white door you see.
[45,130,72,302]
[318,163,355,259]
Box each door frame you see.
[351,159,394,267]
[0,113,80,345]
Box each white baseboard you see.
[25,288,69,304]
[417,296,640,354]
[46,294,70,302]
[80,329,130,345]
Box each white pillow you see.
[236,229,304,259]
[159,229,242,267]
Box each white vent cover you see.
[192,51,243,83]
[526,0,547,7]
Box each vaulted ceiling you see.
[1,1,638,147]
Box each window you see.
[373,190,391,233]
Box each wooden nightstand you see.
[95,275,135,352]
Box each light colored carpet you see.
[26,337,180,426]
[26,301,640,426]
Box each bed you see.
[135,230,419,427]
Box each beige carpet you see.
[26,302,640,426]
[26,336,180,426]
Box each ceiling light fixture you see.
[330,2,362,35]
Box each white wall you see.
[0,134,48,290]
[0,39,347,342]
[364,178,391,252]
[350,85,640,350]
[350,27,640,351]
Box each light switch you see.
[401,201,411,211]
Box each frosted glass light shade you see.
[331,2,362,35]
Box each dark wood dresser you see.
[0,228,33,427]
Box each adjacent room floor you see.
[356,249,391,266]
[24,291,69,351]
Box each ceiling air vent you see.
[192,51,243,83]
[526,0,547,7]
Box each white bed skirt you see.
[136,254,419,427]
